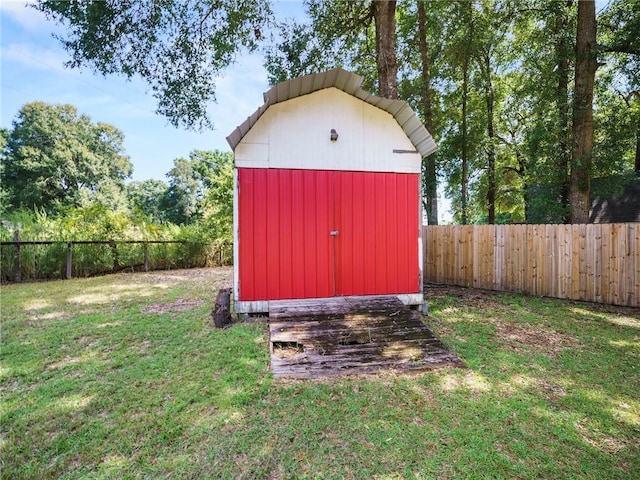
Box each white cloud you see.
[1,42,69,74]
[0,1,53,33]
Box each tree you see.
[201,151,234,242]
[570,0,597,223]
[2,102,132,213]
[438,0,477,225]
[599,0,640,175]
[416,0,439,224]
[126,179,170,223]
[553,0,574,222]
[265,0,398,97]
[373,0,398,99]
[35,0,271,130]
[161,149,234,226]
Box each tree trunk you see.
[555,1,572,223]
[570,0,596,224]
[373,0,398,100]
[484,51,496,225]
[212,288,232,328]
[461,51,469,225]
[458,0,474,225]
[635,113,640,175]
[417,0,438,225]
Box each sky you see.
[1,0,453,222]
[0,0,307,181]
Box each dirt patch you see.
[143,298,204,314]
[120,267,232,288]
[425,283,639,318]
[494,322,582,356]
[426,284,588,356]
[425,284,510,312]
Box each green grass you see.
[2,269,639,479]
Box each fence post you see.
[66,242,73,279]
[110,240,119,272]
[13,230,20,283]
[144,242,149,272]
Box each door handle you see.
[330,230,339,236]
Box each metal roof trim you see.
[226,68,438,157]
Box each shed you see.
[227,68,437,314]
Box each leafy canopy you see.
[2,101,132,214]
[34,0,271,130]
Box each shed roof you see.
[226,68,438,157]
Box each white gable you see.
[235,88,422,174]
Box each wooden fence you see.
[423,224,640,307]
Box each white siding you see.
[235,88,422,174]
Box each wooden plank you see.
[494,225,503,291]
[548,225,558,298]
[577,224,587,301]
[601,224,611,304]
[269,295,405,318]
[569,224,580,300]
[445,226,454,285]
[616,224,624,305]
[608,224,619,304]
[557,225,569,299]
[271,350,463,379]
[459,225,469,287]
[484,225,495,289]
[525,225,533,294]
[536,225,544,296]
[437,226,445,284]
[269,296,464,378]
[423,226,430,282]
[593,224,602,303]
[584,224,594,303]
[472,226,480,289]
[504,225,522,292]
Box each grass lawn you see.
[2,268,639,479]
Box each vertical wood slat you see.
[594,224,602,303]
[423,223,639,307]
[601,224,611,304]
[629,223,637,306]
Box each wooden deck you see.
[269,296,464,379]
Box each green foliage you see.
[263,0,638,224]
[201,151,234,243]
[1,102,132,214]
[34,0,271,130]
[263,21,337,85]
[161,149,234,227]
[126,179,170,224]
[0,207,231,282]
[599,0,640,57]
[1,101,234,279]
[264,0,378,88]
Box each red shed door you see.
[238,168,419,301]
[334,171,420,296]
